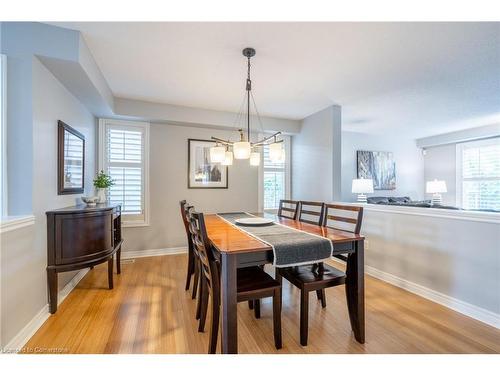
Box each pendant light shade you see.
[210,144,226,163]
[233,141,251,159]
[221,150,234,166]
[269,142,283,162]
[250,151,260,166]
[279,148,286,162]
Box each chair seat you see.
[279,263,346,291]
[237,266,280,295]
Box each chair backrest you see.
[277,199,299,220]
[179,200,194,249]
[298,201,325,225]
[323,204,363,234]
[188,211,219,291]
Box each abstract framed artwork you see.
[188,139,228,189]
[357,150,396,190]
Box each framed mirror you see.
[58,120,85,195]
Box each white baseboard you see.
[121,247,187,259]
[364,265,500,329]
[3,268,89,353]
[330,259,499,329]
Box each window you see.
[457,137,500,211]
[1,54,6,217]
[262,136,290,210]
[99,119,149,226]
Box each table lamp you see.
[352,178,374,203]
[426,179,447,206]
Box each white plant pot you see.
[97,188,107,203]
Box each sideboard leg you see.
[108,256,114,289]
[116,246,122,274]
[47,269,58,314]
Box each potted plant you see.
[93,170,114,203]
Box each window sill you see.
[0,215,36,233]
[122,221,150,228]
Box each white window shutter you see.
[460,138,500,211]
[263,143,286,210]
[99,119,149,226]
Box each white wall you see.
[292,105,342,202]
[0,58,96,347]
[341,131,425,202]
[423,144,457,206]
[122,123,259,252]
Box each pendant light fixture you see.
[210,47,284,166]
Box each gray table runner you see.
[217,212,333,267]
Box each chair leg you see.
[248,300,254,310]
[300,289,309,346]
[195,266,203,320]
[273,288,282,349]
[192,258,199,300]
[208,290,220,354]
[316,289,327,308]
[254,299,261,319]
[198,278,209,332]
[275,268,283,284]
[185,248,195,291]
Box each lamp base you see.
[431,193,442,206]
[356,194,367,203]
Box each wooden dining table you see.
[204,212,365,354]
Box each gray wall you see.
[291,105,342,202]
[122,123,259,252]
[1,58,96,347]
[1,22,83,215]
[341,131,425,202]
[361,206,500,317]
[423,144,457,206]
[417,123,500,148]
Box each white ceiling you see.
[51,22,500,138]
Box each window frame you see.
[258,135,291,212]
[98,118,150,227]
[456,137,500,210]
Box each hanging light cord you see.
[250,91,265,137]
[246,55,252,142]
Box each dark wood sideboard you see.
[46,203,123,313]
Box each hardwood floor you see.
[24,254,500,354]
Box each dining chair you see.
[277,199,299,220]
[189,211,282,353]
[323,203,364,235]
[278,203,363,346]
[297,201,325,225]
[180,201,206,324]
[179,200,196,293]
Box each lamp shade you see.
[269,142,283,162]
[233,141,251,159]
[249,151,260,166]
[426,179,447,194]
[352,179,374,194]
[221,151,233,166]
[209,145,225,163]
